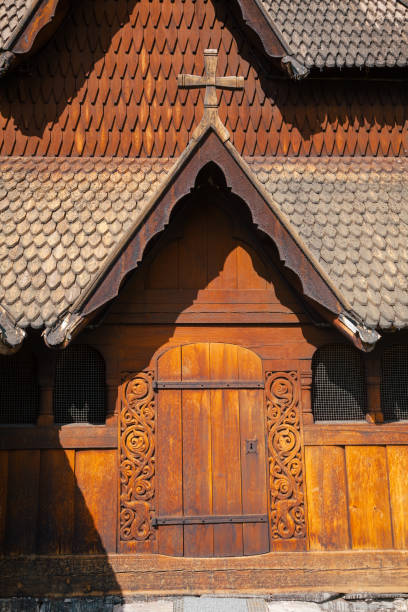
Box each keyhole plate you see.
[246,439,258,454]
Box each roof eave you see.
[234,0,309,79]
[0,0,70,78]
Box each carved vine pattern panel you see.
[265,370,306,540]
[119,370,155,543]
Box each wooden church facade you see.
[0,0,408,597]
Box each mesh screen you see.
[381,345,408,421]
[53,345,106,424]
[312,344,367,421]
[0,353,39,424]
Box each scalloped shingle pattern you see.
[1,155,408,333]
[247,157,408,330]
[0,157,173,329]
[0,0,29,49]
[259,0,408,69]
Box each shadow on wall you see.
[0,336,121,599]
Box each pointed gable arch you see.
[44,126,377,351]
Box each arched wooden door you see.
[155,342,269,557]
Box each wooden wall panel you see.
[0,451,8,552]
[305,446,350,551]
[238,349,269,556]
[74,450,117,554]
[387,446,408,549]
[37,450,75,554]
[345,446,393,550]
[5,451,40,554]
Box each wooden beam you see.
[304,423,408,446]
[1,551,408,596]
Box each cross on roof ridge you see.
[178,49,245,142]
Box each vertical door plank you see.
[210,343,243,556]
[182,343,213,557]
[37,450,75,554]
[0,451,8,552]
[157,346,183,556]
[305,446,350,551]
[5,450,40,554]
[346,446,393,549]
[238,346,269,555]
[74,450,117,554]
[387,445,408,549]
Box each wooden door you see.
[156,342,269,557]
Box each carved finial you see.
[178,49,244,142]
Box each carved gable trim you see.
[75,129,347,326]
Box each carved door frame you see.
[118,352,307,554]
[265,367,307,550]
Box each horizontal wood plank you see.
[106,312,306,324]
[2,551,408,597]
[0,426,117,450]
[114,289,301,305]
[304,424,408,446]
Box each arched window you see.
[0,353,39,424]
[53,345,106,425]
[381,345,408,422]
[312,344,367,421]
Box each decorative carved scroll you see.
[119,370,155,542]
[265,370,306,540]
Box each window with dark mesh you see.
[312,344,367,421]
[0,353,39,424]
[53,345,106,424]
[381,345,408,421]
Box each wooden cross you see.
[178,49,244,108]
[178,49,244,141]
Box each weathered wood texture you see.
[156,342,268,557]
[0,449,116,555]
[305,444,408,551]
[2,552,408,597]
[0,0,406,157]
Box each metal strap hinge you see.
[152,514,268,527]
[154,380,264,390]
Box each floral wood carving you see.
[265,370,306,540]
[119,370,155,542]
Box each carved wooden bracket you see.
[265,370,306,540]
[119,370,156,543]
[0,304,26,354]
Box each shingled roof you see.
[0,155,407,338]
[0,0,28,49]
[1,0,408,78]
[258,0,408,70]
[0,158,173,329]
